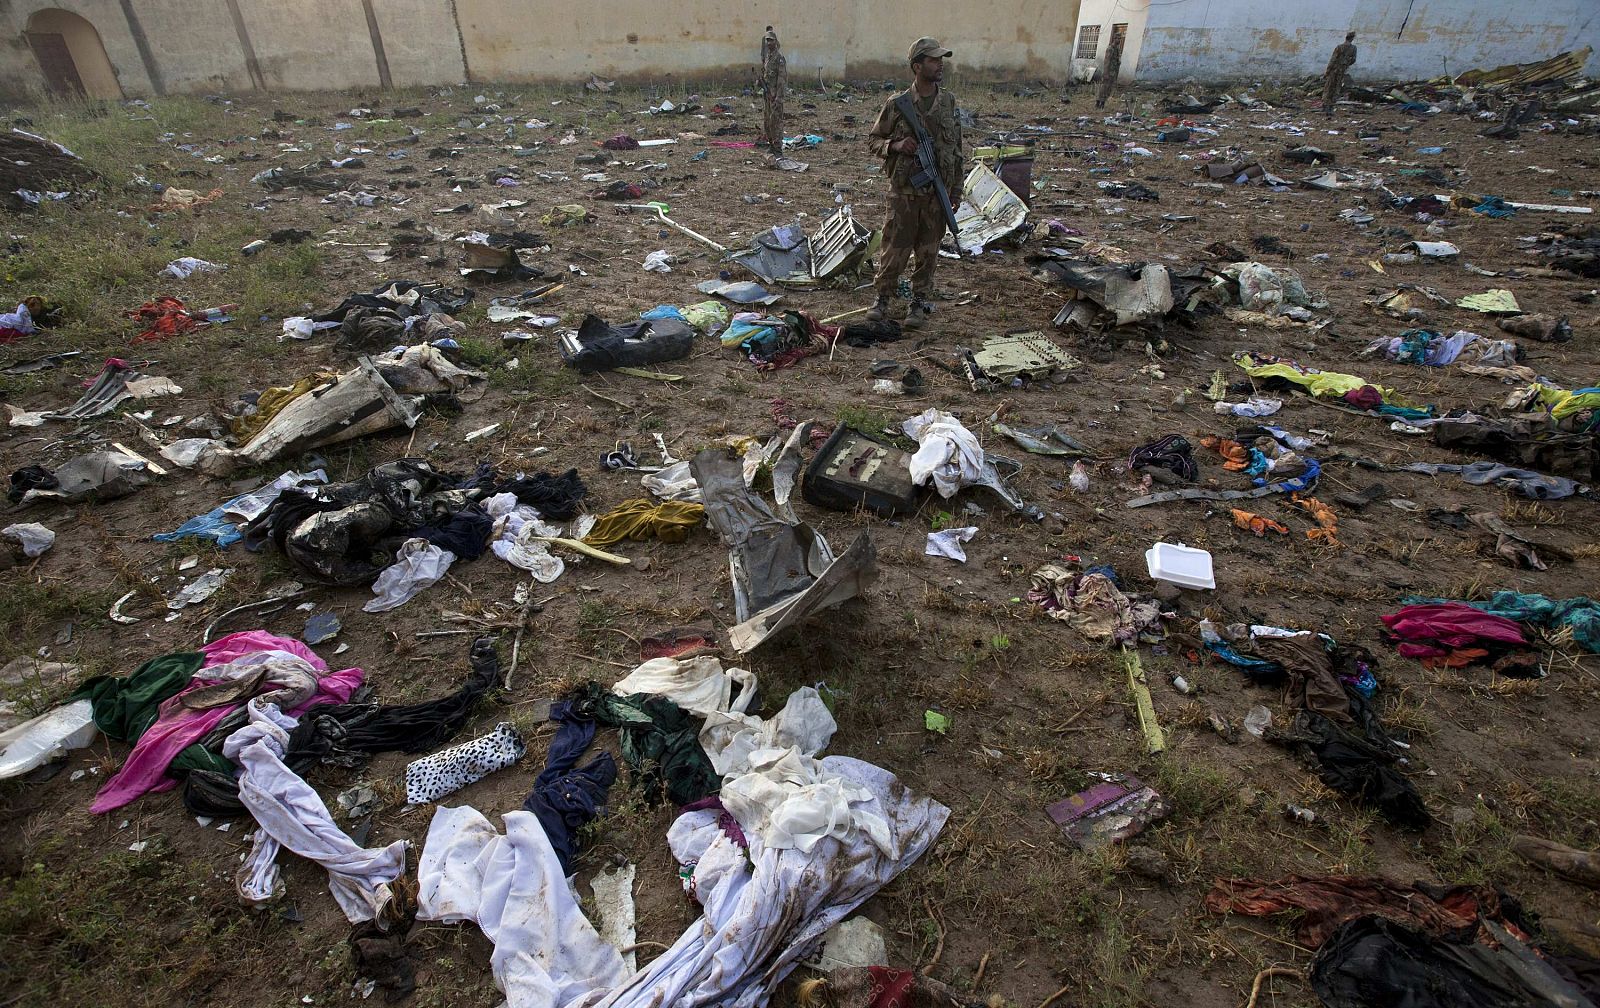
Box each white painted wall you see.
[1072,0,1149,81]
[1133,0,1599,81]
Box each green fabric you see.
[574,683,720,806]
[74,652,206,741]
[74,652,235,777]
[1406,592,1600,654]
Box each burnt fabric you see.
[523,699,617,874]
[569,682,720,807]
[313,280,472,325]
[1203,875,1519,949]
[562,315,696,373]
[1130,435,1198,482]
[1309,916,1596,1008]
[1430,415,1597,483]
[1380,602,1528,662]
[242,461,564,583]
[181,638,502,817]
[498,469,588,521]
[7,464,57,503]
[840,319,905,347]
[1285,708,1432,830]
[413,503,493,560]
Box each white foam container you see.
[1145,542,1216,590]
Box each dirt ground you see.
[0,71,1597,1008]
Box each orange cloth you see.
[1231,509,1289,537]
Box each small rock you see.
[1125,845,1171,882]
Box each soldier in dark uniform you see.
[866,37,964,329]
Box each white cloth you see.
[365,538,455,612]
[609,656,755,718]
[641,460,701,502]
[2,522,55,557]
[160,256,225,279]
[902,408,984,498]
[223,699,406,922]
[720,747,892,855]
[0,698,96,779]
[415,756,947,1008]
[924,527,977,561]
[418,806,628,1008]
[699,685,835,777]
[698,686,889,855]
[0,301,36,334]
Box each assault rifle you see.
[893,92,962,256]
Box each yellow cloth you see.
[1533,383,1600,420]
[230,373,335,439]
[583,499,705,547]
[1234,353,1393,400]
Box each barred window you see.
[1076,25,1101,60]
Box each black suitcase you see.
[802,425,922,517]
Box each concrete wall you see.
[0,0,1080,99]
[1135,0,1600,81]
[455,0,1080,82]
[1072,0,1148,82]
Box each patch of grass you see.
[0,580,119,660]
[836,404,898,436]
[0,835,286,1006]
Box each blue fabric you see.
[640,305,686,321]
[524,700,618,874]
[1205,640,1282,677]
[1472,196,1516,219]
[153,505,242,547]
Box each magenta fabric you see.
[1380,603,1527,659]
[90,631,362,814]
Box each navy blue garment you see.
[524,699,618,874]
[414,504,493,560]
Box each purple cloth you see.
[91,631,363,814]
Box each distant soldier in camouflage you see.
[1323,32,1357,118]
[867,37,964,329]
[762,27,787,153]
[1095,36,1122,109]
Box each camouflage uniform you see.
[1323,39,1357,117]
[762,32,786,153]
[868,71,963,310]
[1095,43,1122,108]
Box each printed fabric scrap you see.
[1028,565,1165,646]
[405,722,526,805]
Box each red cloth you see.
[126,296,197,344]
[1381,602,1527,660]
[866,967,916,1008]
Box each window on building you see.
[1110,23,1129,50]
[1075,25,1101,60]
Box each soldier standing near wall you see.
[866,37,964,329]
[1094,37,1122,109]
[1322,32,1357,118]
[761,27,787,154]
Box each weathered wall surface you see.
[0,0,1079,99]
[1135,0,1600,81]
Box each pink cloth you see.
[91,631,362,814]
[1380,603,1527,659]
